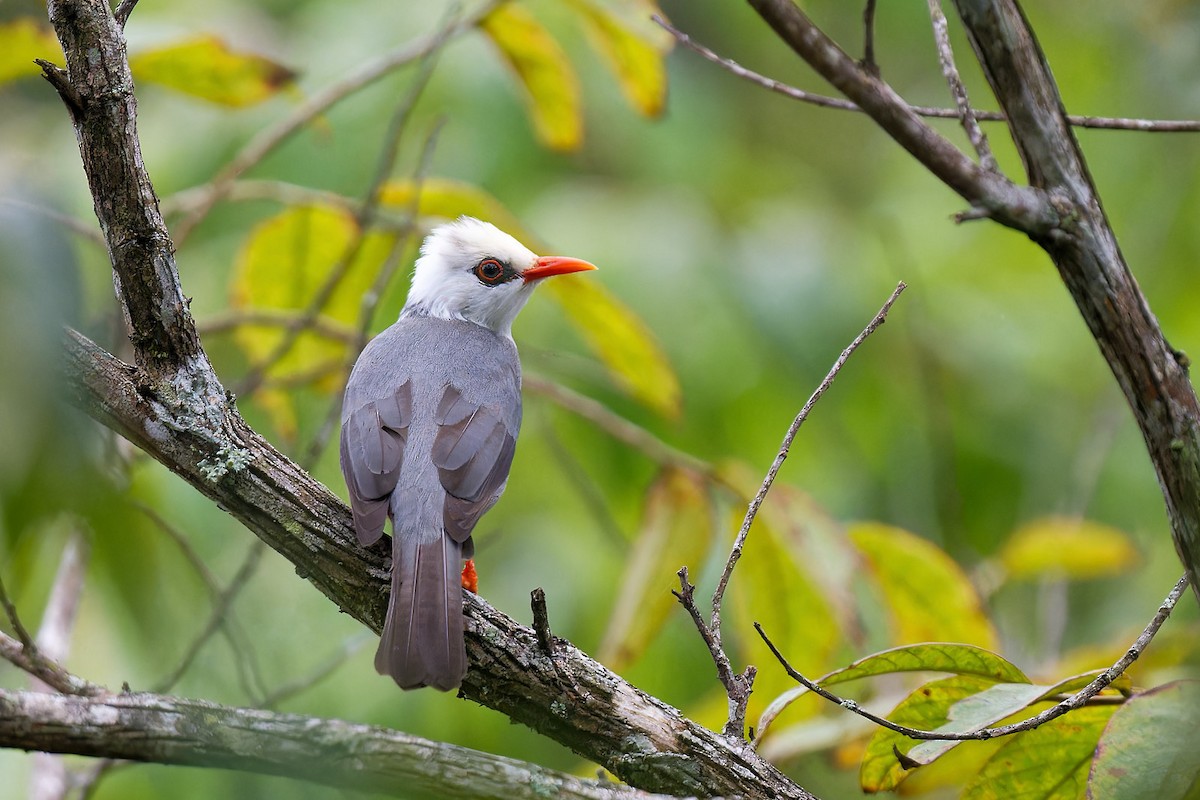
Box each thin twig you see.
[925,0,996,170]
[136,503,269,700]
[0,631,101,697]
[113,0,139,28]
[299,120,443,469]
[862,0,879,75]
[169,0,501,246]
[524,374,720,481]
[259,634,372,709]
[756,572,1189,741]
[199,309,357,344]
[531,588,554,656]
[234,44,443,400]
[153,542,266,694]
[710,282,907,634]
[654,16,1200,133]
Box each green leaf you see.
[758,643,1028,741]
[1000,516,1140,581]
[479,2,583,151]
[962,705,1116,800]
[130,35,296,107]
[380,179,681,417]
[0,18,63,84]
[1089,681,1200,800]
[906,682,1049,766]
[566,0,669,117]
[598,468,713,669]
[860,675,996,793]
[849,522,998,649]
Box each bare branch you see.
[0,688,707,800]
[861,0,879,75]
[0,632,101,697]
[710,283,906,631]
[531,588,554,657]
[925,0,996,170]
[756,573,1188,741]
[654,16,1200,133]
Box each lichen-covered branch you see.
[0,688,700,800]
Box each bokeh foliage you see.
[2,0,1200,798]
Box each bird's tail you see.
[376,530,466,691]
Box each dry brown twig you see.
[674,281,907,741]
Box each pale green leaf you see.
[962,705,1116,800]
[130,35,296,107]
[0,19,63,84]
[758,643,1028,741]
[567,0,669,117]
[1000,516,1140,581]
[479,2,582,151]
[860,675,996,793]
[906,682,1048,765]
[599,468,713,669]
[850,522,997,649]
[1089,680,1200,800]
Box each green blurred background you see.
[2,0,1199,797]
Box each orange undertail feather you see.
[461,559,478,593]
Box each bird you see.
[339,216,597,690]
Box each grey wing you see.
[339,380,413,545]
[430,385,519,542]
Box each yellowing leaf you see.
[849,522,997,649]
[1090,681,1200,800]
[544,277,681,418]
[379,178,532,238]
[381,179,682,417]
[230,205,393,400]
[0,19,63,84]
[1000,516,1140,581]
[599,468,713,669]
[730,505,842,722]
[962,705,1116,800]
[479,2,582,151]
[567,0,669,117]
[860,675,996,793]
[130,35,296,107]
[758,643,1028,742]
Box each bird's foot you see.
[461,559,478,593]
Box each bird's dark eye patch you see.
[474,258,510,285]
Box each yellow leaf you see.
[381,179,682,417]
[0,19,63,84]
[379,178,531,237]
[544,276,681,418]
[229,205,393,399]
[598,468,713,669]
[479,2,583,151]
[567,0,669,117]
[730,505,843,721]
[849,522,997,649]
[1000,516,1139,581]
[130,35,296,107]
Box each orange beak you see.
[522,256,598,283]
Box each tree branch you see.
[0,688,702,800]
[949,0,1200,602]
[59,327,816,798]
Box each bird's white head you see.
[402,217,596,337]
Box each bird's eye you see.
[475,258,506,285]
